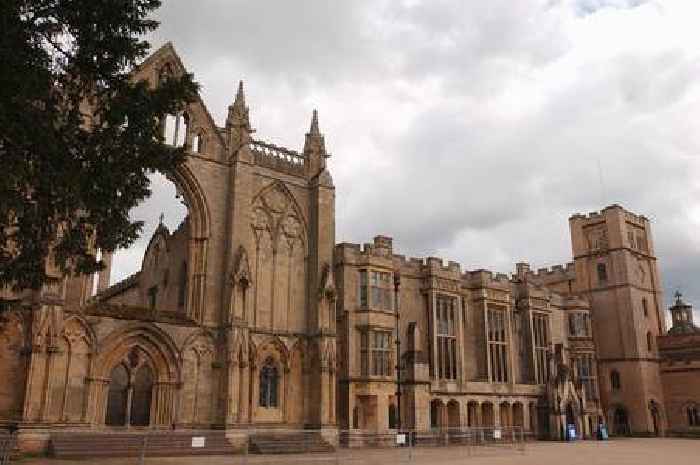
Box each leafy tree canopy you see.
[0,0,199,290]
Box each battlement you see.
[464,269,512,288]
[526,262,575,281]
[569,204,648,224]
[249,138,307,177]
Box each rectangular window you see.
[568,313,590,337]
[360,331,369,376]
[359,270,392,311]
[436,295,458,380]
[533,313,549,384]
[574,354,597,400]
[359,270,368,308]
[596,263,608,283]
[488,307,509,383]
[360,330,391,377]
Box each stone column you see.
[522,402,531,432]
[40,346,60,422]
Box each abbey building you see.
[0,43,699,453]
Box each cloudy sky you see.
[111,0,700,317]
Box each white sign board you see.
[396,433,406,445]
[191,436,206,448]
[493,429,502,440]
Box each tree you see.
[0,0,199,290]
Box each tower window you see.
[610,370,621,390]
[647,331,654,353]
[642,298,649,317]
[596,263,608,283]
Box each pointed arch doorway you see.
[105,362,155,427]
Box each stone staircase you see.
[248,431,334,454]
[50,431,238,459]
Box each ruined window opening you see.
[148,286,157,309]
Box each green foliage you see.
[0,0,199,290]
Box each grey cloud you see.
[111,1,700,322]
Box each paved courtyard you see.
[20,439,700,465]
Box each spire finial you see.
[309,109,320,135]
[159,212,165,226]
[235,80,245,107]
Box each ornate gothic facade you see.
[0,43,699,453]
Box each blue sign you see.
[567,424,577,441]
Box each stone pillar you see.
[153,382,177,427]
[125,386,134,427]
[40,346,59,422]
[522,402,531,432]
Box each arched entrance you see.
[106,364,129,426]
[97,324,180,428]
[105,362,154,427]
[482,402,494,427]
[131,365,154,426]
[447,400,460,428]
[430,399,444,430]
[613,406,630,436]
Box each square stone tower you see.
[569,205,666,435]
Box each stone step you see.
[50,431,237,458]
[248,432,334,454]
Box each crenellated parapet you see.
[249,139,307,177]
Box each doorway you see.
[105,363,154,427]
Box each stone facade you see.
[335,205,695,440]
[657,296,700,437]
[0,43,699,453]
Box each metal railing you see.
[0,433,16,465]
[47,427,528,464]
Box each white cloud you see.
[112,0,700,320]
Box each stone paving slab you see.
[18,438,700,465]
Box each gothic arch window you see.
[610,370,621,390]
[163,112,188,147]
[192,132,204,153]
[688,405,699,427]
[259,357,278,408]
